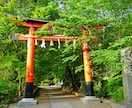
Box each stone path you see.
[9,86,112,108]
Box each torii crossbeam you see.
[13,18,104,105]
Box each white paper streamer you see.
[35,39,38,45]
[73,39,76,48]
[40,39,46,48]
[58,38,60,49]
[50,39,54,46]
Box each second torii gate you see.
[14,18,104,105]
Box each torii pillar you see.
[82,29,94,96]
[16,20,78,105]
[25,27,35,98]
[17,20,45,105]
[81,28,100,103]
[18,27,37,105]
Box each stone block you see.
[121,47,132,103]
[80,96,100,103]
[18,98,37,106]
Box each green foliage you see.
[94,75,124,102]
[0,79,18,103]
[1,0,59,20]
[32,1,59,20]
[109,36,132,50]
[0,105,4,108]
[91,49,123,74]
[34,45,65,85]
[36,26,53,36]
[105,75,124,102]
[75,65,84,74]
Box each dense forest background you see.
[0,0,132,106]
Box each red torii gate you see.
[14,18,104,105]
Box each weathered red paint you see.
[82,29,93,82]
[25,27,35,83]
[16,34,78,41]
[17,22,43,28]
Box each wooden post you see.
[24,27,35,98]
[82,28,94,96]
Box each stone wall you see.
[121,47,132,104]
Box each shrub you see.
[93,75,124,102]
[105,75,124,102]
[0,79,18,104]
